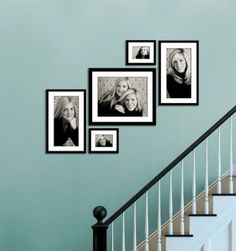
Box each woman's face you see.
[116,80,129,96]
[125,93,137,111]
[99,136,106,146]
[172,53,186,73]
[62,102,75,121]
[140,47,149,56]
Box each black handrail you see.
[104,105,236,225]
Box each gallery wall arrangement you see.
[45,40,199,154]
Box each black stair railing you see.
[92,105,236,251]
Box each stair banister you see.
[92,105,236,251]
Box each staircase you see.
[92,106,236,251]
[137,175,236,251]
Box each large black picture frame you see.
[89,68,156,125]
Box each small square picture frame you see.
[126,40,156,65]
[46,89,86,153]
[89,128,119,153]
[159,40,199,105]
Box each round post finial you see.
[93,206,107,223]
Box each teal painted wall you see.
[0,0,236,250]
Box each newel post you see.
[92,206,108,251]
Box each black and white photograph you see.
[126,40,156,65]
[89,128,119,153]
[46,89,86,153]
[89,68,156,125]
[159,40,199,105]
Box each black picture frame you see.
[159,40,199,105]
[46,89,86,153]
[126,40,156,65]
[89,68,156,125]
[89,128,119,153]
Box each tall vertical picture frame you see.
[46,89,86,153]
[159,40,199,105]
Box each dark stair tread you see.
[188,214,217,217]
[212,193,236,196]
[165,234,193,237]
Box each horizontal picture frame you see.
[46,89,86,153]
[126,40,156,65]
[89,128,119,153]
[89,68,156,125]
[159,40,199,105]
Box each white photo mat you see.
[47,90,85,152]
[160,41,198,104]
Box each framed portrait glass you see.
[89,68,156,125]
[46,89,86,153]
[159,40,199,105]
[126,40,156,65]
[89,128,119,153]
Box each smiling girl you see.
[167,48,191,98]
[54,96,79,146]
[98,77,131,116]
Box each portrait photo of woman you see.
[89,68,156,125]
[96,134,113,147]
[98,77,131,116]
[46,89,86,153]
[167,48,191,99]
[135,46,150,59]
[54,96,79,147]
[126,40,156,65]
[89,128,119,153]
[117,88,144,116]
[97,77,146,118]
[159,41,199,105]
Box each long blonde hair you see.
[168,49,191,84]
[118,88,143,114]
[54,97,78,126]
[99,77,131,109]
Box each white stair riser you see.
[166,237,192,251]
[183,215,236,251]
[189,216,216,235]
[166,197,236,251]
[213,196,236,215]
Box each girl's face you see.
[125,93,137,111]
[62,102,75,121]
[172,53,186,73]
[140,47,149,55]
[99,136,106,146]
[116,80,129,96]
